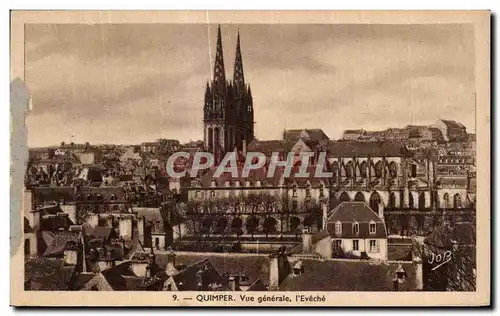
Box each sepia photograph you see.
[9,10,490,307]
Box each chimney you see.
[228,275,236,291]
[165,248,179,276]
[302,227,313,254]
[378,203,385,221]
[268,247,290,290]
[322,202,328,229]
[268,253,280,290]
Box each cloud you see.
[25,23,475,147]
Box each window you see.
[369,221,376,234]
[335,221,342,236]
[305,186,311,198]
[86,194,92,201]
[411,164,417,178]
[292,185,298,197]
[353,240,359,251]
[292,200,298,210]
[333,240,342,250]
[319,185,324,198]
[352,222,359,235]
[369,240,379,253]
[110,194,116,201]
[211,190,216,198]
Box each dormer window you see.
[369,221,376,234]
[335,221,342,236]
[352,222,359,235]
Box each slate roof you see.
[42,231,80,257]
[76,186,128,201]
[196,165,332,188]
[153,252,272,287]
[283,129,329,142]
[440,120,466,129]
[327,140,412,157]
[170,259,220,291]
[326,202,387,239]
[279,259,418,291]
[33,187,75,204]
[246,140,296,156]
[25,258,76,291]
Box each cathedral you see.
[203,26,254,158]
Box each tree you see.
[414,222,476,292]
[246,216,259,240]
[262,217,277,239]
[60,141,65,147]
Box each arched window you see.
[345,162,354,179]
[86,194,92,201]
[96,194,102,201]
[369,192,381,211]
[76,195,81,201]
[418,192,426,209]
[389,162,398,178]
[354,192,365,202]
[359,161,367,178]
[352,222,360,235]
[409,193,414,209]
[339,192,350,202]
[335,221,342,236]
[331,161,339,178]
[389,192,396,208]
[453,194,462,208]
[443,193,450,208]
[374,161,383,178]
[110,194,116,201]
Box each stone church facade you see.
[203,26,254,159]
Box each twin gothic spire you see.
[212,25,245,89]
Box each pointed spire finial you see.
[213,24,226,87]
[233,28,245,89]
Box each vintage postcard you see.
[10,10,490,307]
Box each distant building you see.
[342,129,366,141]
[432,119,467,142]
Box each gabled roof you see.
[25,258,76,291]
[171,259,220,290]
[153,252,272,287]
[326,202,387,239]
[440,119,466,129]
[279,259,418,291]
[42,231,80,257]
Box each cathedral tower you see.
[204,26,254,160]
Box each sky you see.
[25,23,476,147]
